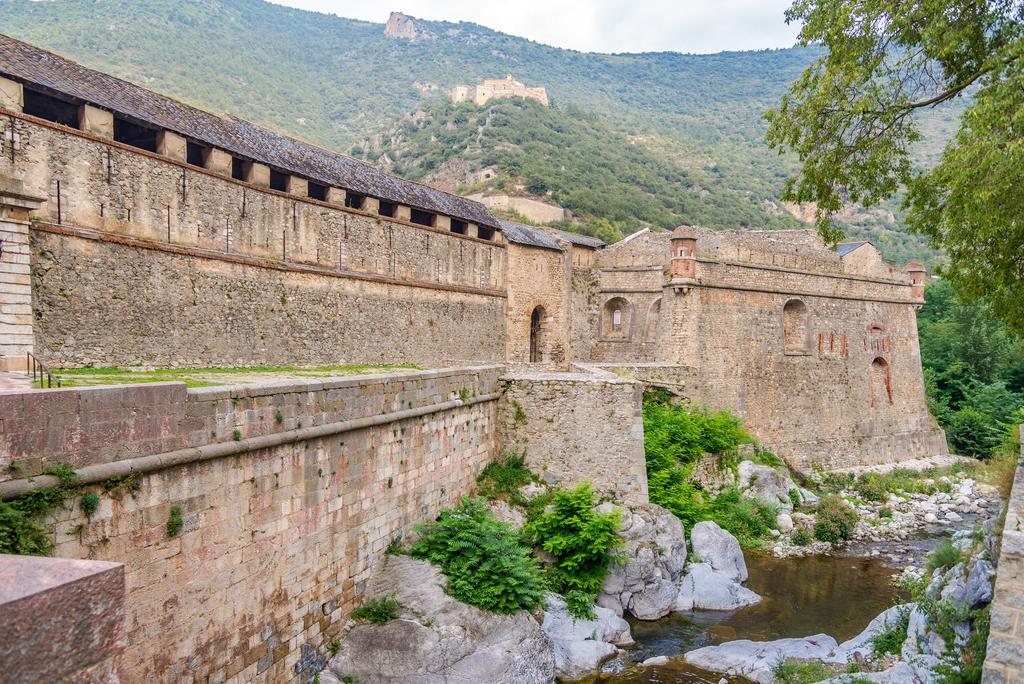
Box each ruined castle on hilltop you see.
[0,34,945,682]
[450,74,549,107]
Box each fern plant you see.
[523,483,621,619]
[410,497,545,614]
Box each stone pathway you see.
[0,371,31,393]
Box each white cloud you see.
[270,0,801,54]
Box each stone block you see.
[362,196,380,214]
[395,205,412,222]
[0,76,23,112]
[435,215,451,231]
[203,147,233,176]
[77,104,114,139]
[286,175,308,197]
[156,130,187,161]
[325,187,346,205]
[243,161,270,187]
[0,556,125,682]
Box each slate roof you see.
[836,241,869,257]
[498,221,562,251]
[546,227,605,249]
[0,34,497,228]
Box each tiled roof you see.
[546,227,605,249]
[0,34,497,228]
[498,221,562,251]
[836,241,869,257]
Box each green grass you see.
[772,659,831,683]
[44,363,422,388]
[475,453,536,503]
[926,540,965,574]
[870,606,910,657]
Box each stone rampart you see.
[1,115,507,368]
[982,430,1024,682]
[497,368,648,504]
[0,366,501,683]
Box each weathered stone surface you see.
[964,558,995,609]
[598,504,687,618]
[329,556,554,684]
[690,521,747,582]
[487,499,526,527]
[776,513,794,534]
[837,603,914,660]
[684,634,846,684]
[738,461,796,512]
[542,593,631,680]
[673,562,762,612]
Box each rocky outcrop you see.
[598,504,687,620]
[328,556,554,684]
[689,520,747,582]
[541,593,632,680]
[383,12,435,40]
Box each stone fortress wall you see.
[565,227,947,471]
[450,74,549,107]
[0,367,502,683]
[0,113,507,368]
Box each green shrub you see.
[80,492,100,517]
[813,495,858,543]
[0,502,53,555]
[879,506,894,519]
[926,540,964,574]
[411,497,545,614]
[854,474,887,502]
[709,488,778,547]
[351,595,401,624]
[870,606,910,656]
[753,450,785,468]
[476,453,535,502]
[772,659,830,683]
[523,483,621,619]
[792,526,813,546]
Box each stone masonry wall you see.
[0,367,501,683]
[982,432,1024,682]
[0,114,507,367]
[30,229,505,368]
[505,242,571,364]
[497,369,649,504]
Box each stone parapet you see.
[982,429,1024,682]
[0,556,126,682]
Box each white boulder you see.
[684,635,847,684]
[690,521,748,582]
[674,562,762,611]
[541,593,631,680]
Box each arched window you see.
[601,297,632,340]
[529,306,546,362]
[783,299,810,354]
[870,357,893,407]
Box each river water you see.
[596,552,904,683]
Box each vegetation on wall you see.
[641,392,779,546]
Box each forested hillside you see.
[0,0,955,262]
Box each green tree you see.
[765,1,1024,333]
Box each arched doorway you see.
[529,306,546,362]
[782,299,810,353]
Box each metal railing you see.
[26,351,61,388]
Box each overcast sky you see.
[270,1,802,54]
